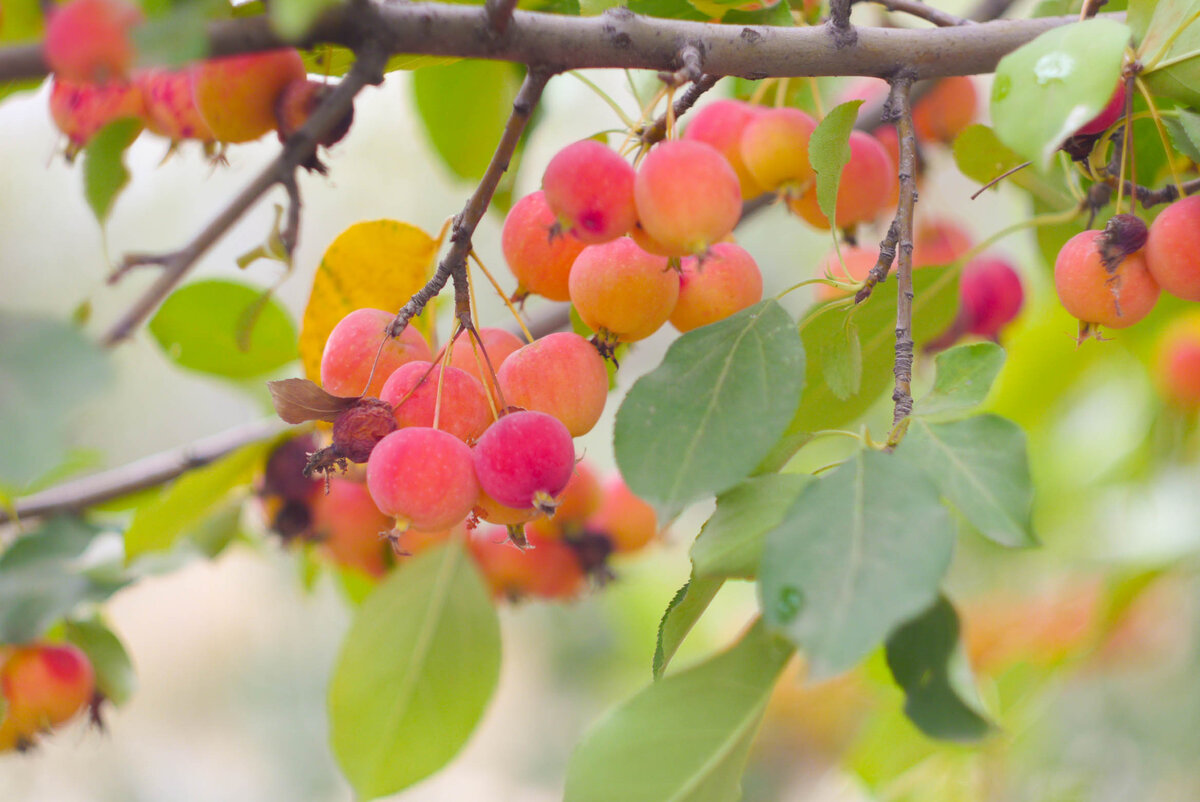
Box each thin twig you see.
[0,419,285,526]
[386,67,553,340]
[888,76,918,430]
[855,219,899,303]
[639,73,719,147]
[485,0,520,34]
[101,44,389,346]
[869,0,972,26]
[828,0,859,47]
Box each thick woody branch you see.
[386,67,552,339]
[0,8,1095,85]
[101,44,389,346]
[888,76,918,430]
[0,419,285,526]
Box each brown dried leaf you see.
[268,378,357,424]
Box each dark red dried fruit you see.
[331,398,397,464]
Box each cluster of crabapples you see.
[262,307,662,600]
[43,0,347,158]
[0,642,96,753]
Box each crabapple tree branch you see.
[386,67,553,340]
[866,0,973,27]
[887,75,918,430]
[100,43,390,346]
[639,73,719,147]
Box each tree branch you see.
[888,76,918,429]
[868,0,972,27]
[639,73,719,147]
[100,43,389,346]
[0,8,1093,85]
[386,67,553,339]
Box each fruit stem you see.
[567,71,636,130]
[469,251,535,343]
[1135,74,1186,198]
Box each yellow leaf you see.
[299,220,436,383]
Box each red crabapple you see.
[670,243,763,332]
[629,220,678,257]
[0,644,95,736]
[367,427,479,533]
[1054,229,1159,330]
[788,131,897,230]
[542,140,637,244]
[911,77,978,144]
[472,411,575,513]
[1076,81,1127,137]
[1145,195,1200,302]
[738,107,818,194]
[526,461,602,540]
[444,327,524,407]
[815,245,879,301]
[468,526,585,600]
[1152,312,1200,409]
[682,99,767,198]
[190,49,306,144]
[587,479,659,553]
[135,68,214,143]
[320,309,432,398]
[635,140,743,256]
[502,191,587,301]
[960,256,1024,338]
[569,237,678,345]
[45,0,143,84]
[914,218,973,267]
[274,78,354,148]
[312,477,392,577]
[49,77,144,153]
[379,360,492,443]
[497,332,608,436]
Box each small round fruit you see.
[331,397,398,463]
[136,68,214,142]
[1145,195,1200,302]
[473,487,539,527]
[274,78,354,147]
[738,107,817,193]
[473,411,575,513]
[49,77,144,151]
[320,309,432,398]
[682,99,767,198]
[914,218,972,267]
[569,238,678,343]
[367,427,479,532]
[1153,312,1200,409]
[444,327,524,407]
[312,477,392,577]
[959,256,1024,338]
[670,243,763,332]
[788,131,896,230]
[468,526,585,600]
[190,49,306,144]
[45,0,143,84]
[1054,229,1159,329]
[911,77,978,144]
[379,360,492,443]
[1,643,95,734]
[635,140,742,256]
[587,479,658,553]
[502,191,587,301]
[1075,81,1127,137]
[527,461,602,540]
[815,246,879,301]
[542,140,638,244]
[497,332,608,436]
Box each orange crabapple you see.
[1145,195,1200,302]
[502,191,587,301]
[473,487,540,528]
[814,245,880,301]
[311,477,393,578]
[379,360,492,444]
[913,217,973,267]
[670,242,763,333]
[320,309,432,398]
[911,77,978,144]
[634,139,742,256]
[274,79,354,148]
[44,0,143,85]
[135,68,214,143]
[788,131,897,230]
[542,140,638,244]
[472,411,575,514]
[496,332,609,437]
[0,643,95,738]
[468,526,586,601]
[587,478,659,554]
[190,48,306,144]
[738,107,818,195]
[568,237,678,346]
[1152,312,1200,409]
[682,99,767,198]
[1054,227,1159,331]
[366,427,479,534]
[526,461,603,540]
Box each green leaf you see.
[565,620,793,802]
[0,0,44,43]
[303,45,458,76]
[1162,108,1200,163]
[124,441,271,562]
[0,313,112,489]
[83,118,142,224]
[1137,0,1200,102]
[270,0,343,39]
[759,449,954,677]
[329,540,500,800]
[721,0,794,25]
[690,473,811,580]
[653,574,724,679]
[149,279,298,379]
[615,300,806,519]
[885,596,992,742]
[132,2,213,68]
[810,313,862,400]
[63,617,137,706]
[785,267,959,436]
[913,342,1006,420]
[896,415,1036,548]
[990,18,1131,168]
[630,0,711,20]
[0,518,129,643]
[952,124,1027,185]
[808,100,863,231]
[413,60,523,180]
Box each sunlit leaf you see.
[913,342,1006,420]
[952,124,1026,186]
[413,60,523,180]
[690,473,811,580]
[808,100,863,231]
[63,616,137,706]
[653,574,723,679]
[83,118,142,225]
[1162,108,1200,163]
[270,0,343,39]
